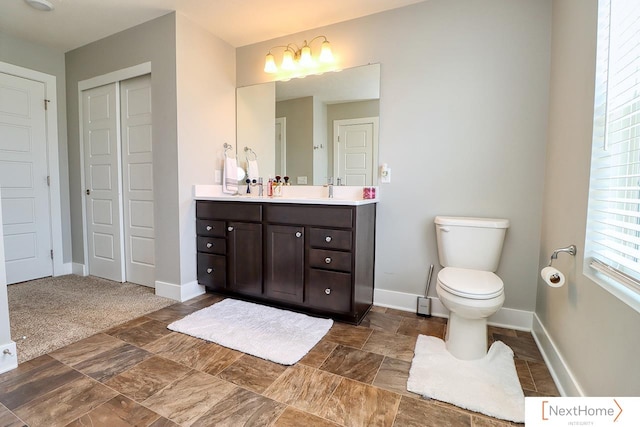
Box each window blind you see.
[585,0,640,295]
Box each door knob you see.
[206,242,213,248]
[85,189,90,195]
[325,257,332,264]
[228,226,234,232]
[324,288,331,295]
[325,236,332,243]
[206,225,212,231]
[295,231,302,238]
[206,268,213,274]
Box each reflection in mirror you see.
[236,63,380,185]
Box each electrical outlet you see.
[380,164,391,183]
[297,176,307,184]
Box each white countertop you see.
[193,185,379,206]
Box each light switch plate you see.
[297,176,308,184]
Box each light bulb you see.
[281,50,296,70]
[299,45,313,68]
[264,53,277,73]
[319,40,334,63]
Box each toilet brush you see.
[417,264,434,317]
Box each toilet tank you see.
[434,216,509,272]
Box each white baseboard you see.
[531,314,584,397]
[373,288,533,331]
[155,280,205,302]
[0,341,18,374]
[72,263,87,276]
[54,262,73,276]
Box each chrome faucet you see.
[326,177,334,198]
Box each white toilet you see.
[434,216,509,360]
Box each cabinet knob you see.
[324,288,331,295]
[325,236,332,243]
[324,257,332,264]
[206,225,213,231]
[228,226,234,232]
[206,268,213,274]
[206,242,213,248]
[295,231,302,238]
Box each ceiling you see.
[0,0,426,52]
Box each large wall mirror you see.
[236,63,380,186]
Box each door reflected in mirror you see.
[236,64,380,185]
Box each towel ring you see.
[223,143,234,158]
[244,146,258,160]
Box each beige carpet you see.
[7,275,175,363]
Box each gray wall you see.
[65,13,181,285]
[238,0,552,311]
[276,97,314,183]
[0,33,71,264]
[537,0,639,396]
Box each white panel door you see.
[120,75,154,287]
[83,83,125,282]
[334,117,378,186]
[0,73,52,283]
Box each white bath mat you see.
[168,298,333,365]
[407,335,525,423]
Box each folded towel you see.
[247,159,260,181]
[223,156,238,194]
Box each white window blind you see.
[585,0,640,302]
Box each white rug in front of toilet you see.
[407,335,524,423]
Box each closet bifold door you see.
[82,74,154,286]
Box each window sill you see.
[583,265,640,314]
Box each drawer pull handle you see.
[206,242,213,248]
[295,231,302,238]
[206,268,213,274]
[206,225,213,231]
[325,236,332,243]
[325,257,332,264]
[228,226,234,232]
[325,288,331,295]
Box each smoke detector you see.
[24,0,54,12]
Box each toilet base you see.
[445,312,488,360]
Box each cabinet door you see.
[265,224,304,303]
[227,221,263,296]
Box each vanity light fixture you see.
[24,0,54,11]
[264,36,334,75]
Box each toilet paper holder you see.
[548,245,577,266]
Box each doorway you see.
[0,63,64,284]
[81,73,155,287]
[333,117,379,186]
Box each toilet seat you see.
[437,267,503,300]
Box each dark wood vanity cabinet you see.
[195,200,376,324]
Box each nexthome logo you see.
[525,397,639,426]
[542,399,622,421]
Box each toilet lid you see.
[438,267,504,299]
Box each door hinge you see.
[47,176,50,186]
[44,99,50,110]
[50,250,54,260]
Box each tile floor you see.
[0,294,559,427]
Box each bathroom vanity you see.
[194,185,377,324]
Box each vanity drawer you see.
[266,205,353,228]
[197,253,226,289]
[197,236,226,255]
[196,219,225,237]
[309,249,352,272]
[309,228,352,250]
[306,269,352,312]
[197,201,262,222]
